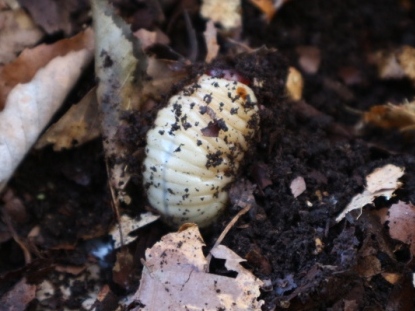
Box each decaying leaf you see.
[92,0,147,203]
[35,88,100,151]
[372,45,415,82]
[336,164,404,222]
[109,213,160,249]
[286,66,304,101]
[130,225,264,311]
[17,0,90,35]
[384,201,415,256]
[201,0,242,30]
[0,39,94,192]
[0,7,44,65]
[0,277,36,311]
[363,101,415,132]
[290,176,306,198]
[249,0,290,21]
[203,20,219,63]
[0,28,94,110]
[133,28,169,50]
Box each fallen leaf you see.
[109,213,160,249]
[133,28,169,50]
[286,66,304,101]
[17,0,90,35]
[0,28,94,109]
[201,0,242,30]
[203,20,219,63]
[296,46,321,74]
[0,7,44,65]
[92,0,147,203]
[130,225,264,310]
[0,36,94,192]
[290,176,306,198]
[35,87,100,151]
[372,46,415,82]
[0,277,36,311]
[363,101,415,132]
[336,164,404,222]
[385,201,415,256]
[249,0,276,22]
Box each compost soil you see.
[2,0,415,310]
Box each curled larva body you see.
[143,74,259,227]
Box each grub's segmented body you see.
[143,74,259,227]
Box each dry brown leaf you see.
[0,7,44,65]
[372,46,415,82]
[336,164,404,222]
[286,66,304,101]
[35,87,100,151]
[0,28,94,110]
[0,277,36,311]
[363,101,415,132]
[0,36,94,192]
[130,225,264,311]
[290,176,306,198]
[385,201,415,256]
[109,213,160,249]
[17,0,90,35]
[133,28,169,50]
[201,0,242,30]
[203,20,219,63]
[296,46,321,74]
[249,0,276,21]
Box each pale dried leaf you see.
[296,46,321,74]
[110,213,159,249]
[0,8,44,65]
[386,201,415,256]
[336,164,404,222]
[362,101,415,132]
[366,164,404,193]
[92,0,147,201]
[133,28,169,50]
[0,28,94,109]
[201,0,241,30]
[0,47,94,192]
[35,87,100,151]
[131,225,263,311]
[286,66,304,101]
[203,20,219,63]
[0,277,36,311]
[290,176,306,198]
[372,46,415,82]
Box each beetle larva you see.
[143,74,259,227]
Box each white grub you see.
[143,74,259,227]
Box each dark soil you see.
[2,0,415,310]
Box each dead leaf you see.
[286,66,304,101]
[385,201,415,256]
[92,0,147,203]
[372,46,415,82]
[203,20,219,63]
[290,176,306,198]
[249,0,277,22]
[0,34,94,192]
[0,7,44,65]
[201,0,242,30]
[296,46,321,74]
[130,225,264,310]
[133,28,169,50]
[0,28,94,109]
[336,164,404,222]
[0,277,36,311]
[17,0,90,35]
[363,101,415,132]
[35,87,100,151]
[109,213,160,249]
